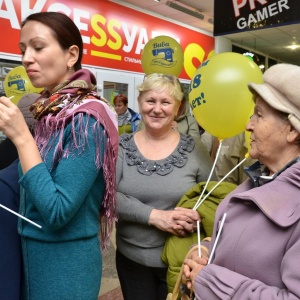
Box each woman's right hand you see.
[182,247,209,289]
[0,96,42,173]
[0,96,30,144]
[183,256,207,290]
[149,208,200,236]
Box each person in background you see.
[171,92,216,159]
[0,93,39,170]
[183,63,300,299]
[0,134,17,170]
[0,159,22,300]
[113,93,141,135]
[171,93,201,139]
[115,73,216,300]
[0,93,39,299]
[0,11,118,300]
[216,132,257,185]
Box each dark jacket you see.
[0,137,18,170]
[0,159,22,300]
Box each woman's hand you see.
[183,251,208,290]
[0,96,30,145]
[0,96,42,174]
[149,207,200,236]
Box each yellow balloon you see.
[141,36,184,76]
[4,66,43,105]
[189,52,262,140]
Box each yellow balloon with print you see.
[189,52,262,140]
[4,66,43,105]
[141,35,184,76]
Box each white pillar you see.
[215,36,232,54]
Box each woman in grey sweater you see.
[116,73,216,300]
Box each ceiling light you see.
[166,1,204,20]
[154,0,160,2]
[286,44,300,50]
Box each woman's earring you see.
[68,66,73,71]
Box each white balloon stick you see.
[194,156,247,211]
[208,212,227,264]
[0,204,42,229]
[197,220,201,257]
[193,139,223,210]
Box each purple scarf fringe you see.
[33,98,118,252]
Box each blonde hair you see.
[137,73,184,102]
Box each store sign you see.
[214,0,300,35]
[0,0,214,80]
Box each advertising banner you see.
[214,0,300,36]
[0,0,215,79]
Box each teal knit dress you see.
[18,116,105,300]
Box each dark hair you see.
[21,12,83,71]
[113,94,128,106]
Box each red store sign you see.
[0,0,215,80]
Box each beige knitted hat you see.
[248,63,300,132]
[17,93,40,129]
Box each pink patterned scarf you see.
[30,69,118,252]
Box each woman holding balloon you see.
[183,63,300,300]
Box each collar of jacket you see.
[234,158,300,227]
[244,156,300,187]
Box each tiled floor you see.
[98,226,124,300]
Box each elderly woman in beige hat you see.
[182,63,300,300]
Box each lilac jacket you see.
[195,160,300,299]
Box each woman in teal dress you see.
[0,12,118,300]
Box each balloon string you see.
[193,155,248,211]
[193,139,223,210]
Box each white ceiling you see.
[113,0,300,66]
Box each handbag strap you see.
[167,237,211,300]
[170,245,199,300]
